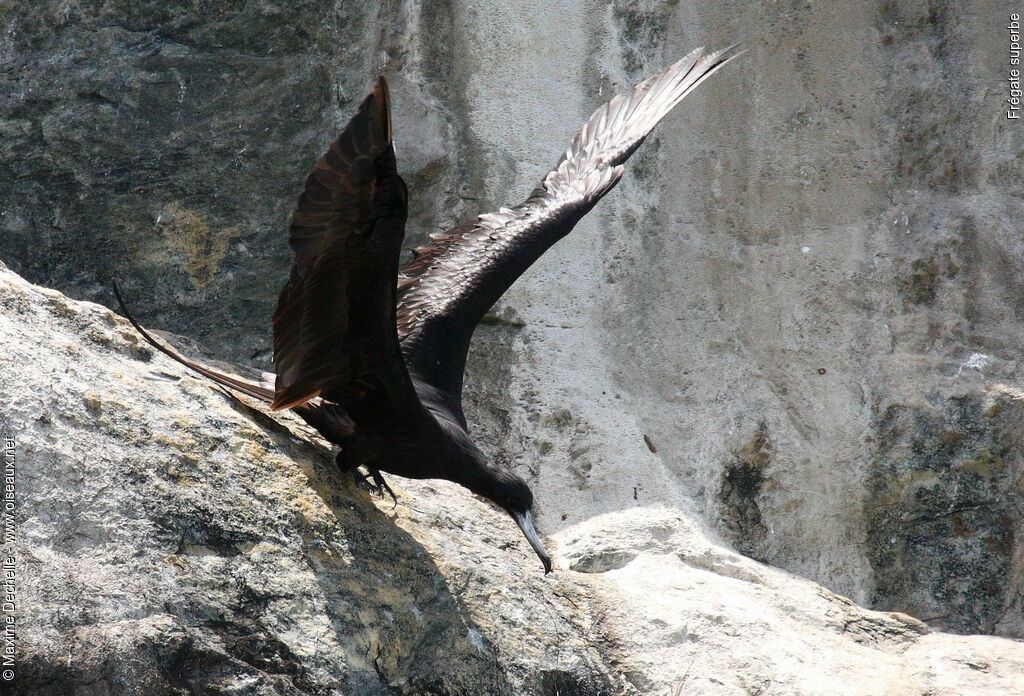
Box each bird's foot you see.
[370,469,398,508]
[351,468,398,508]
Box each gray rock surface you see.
[2,0,1024,692]
[4,261,1024,694]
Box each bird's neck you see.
[448,450,516,505]
[415,394,514,502]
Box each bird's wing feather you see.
[272,76,417,417]
[395,46,742,406]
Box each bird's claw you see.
[372,470,398,509]
[351,468,398,508]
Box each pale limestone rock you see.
[4,264,1023,694]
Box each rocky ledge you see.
[4,263,1023,694]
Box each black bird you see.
[114,46,741,574]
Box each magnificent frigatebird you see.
[114,46,740,573]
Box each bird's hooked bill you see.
[513,509,552,574]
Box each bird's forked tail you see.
[111,280,276,404]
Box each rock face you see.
[4,262,1024,694]
[3,0,1024,693]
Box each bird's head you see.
[460,454,552,574]
[493,475,552,575]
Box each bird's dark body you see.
[320,382,467,483]
[114,46,740,573]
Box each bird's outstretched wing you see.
[272,76,415,414]
[395,46,742,408]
